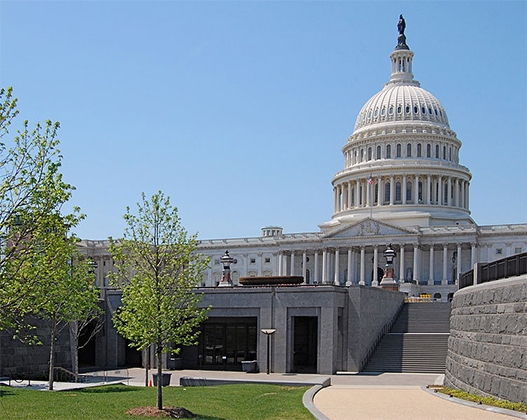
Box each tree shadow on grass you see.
[0,386,15,398]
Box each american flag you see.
[367,175,373,184]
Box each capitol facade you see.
[81,19,526,302]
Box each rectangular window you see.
[496,248,503,255]
[265,257,271,263]
[250,258,256,264]
[514,247,522,254]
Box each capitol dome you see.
[322,18,473,232]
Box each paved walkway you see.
[2,369,524,419]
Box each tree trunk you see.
[156,344,163,410]
[48,318,57,391]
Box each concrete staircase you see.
[362,302,451,373]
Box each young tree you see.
[110,191,210,411]
[0,87,79,334]
[24,213,101,390]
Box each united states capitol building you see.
[71,18,526,374]
[82,19,525,302]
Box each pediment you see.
[326,218,417,239]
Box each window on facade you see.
[435,145,440,158]
[386,145,391,158]
[407,182,412,202]
[444,184,448,204]
[265,257,271,263]
[376,145,381,159]
[405,105,410,113]
[374,184,379,204]
[406,143,412,157]
[395,182,402,202]
[449,147,452,161]
[427,144,431,158]
[443,146,446,159]
[361,149,365,162]
[389,106,394,115]
[351,187,355,206]
[385,183,390,203]
[368,147,372,161]
[359,186,363,205]
[417,143,422,157]
[250,258,256,264]
[418,181,423,202]
[515,247,522,254]
[396,144,401,157]
[496,248,503,255]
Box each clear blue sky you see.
[1,1,525,240]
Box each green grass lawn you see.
[0,383,314,420]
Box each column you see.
[413,244,419,283]
[346,247,352,286]
[372,246,379,286]
[456,243,462,284]
[447,177,452,206]
[348,181,353,208]
[414,175,419,204]
[278,251,283,276]
[460,181,465,209]
[438,176,443,205]
[427,175,432,205]
[428,245,435,285]
[290,251,295,276]
[282,253,288,276]
[389,176,395,205]
[471,243,477,267]
[442,244,448,285]
[355,179,360,208]
[334,248,340,285]
[402,174,407,204]
[399,245,405,282]
[302,250,307,284]
[359,246,366,285]
[334,187,338,213]
[314,251,319,284]
[378,177,383,206]
[322,248,328,284]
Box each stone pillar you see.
[322,248,328,284]
[428,245,435,286]
[413,244,419,283]
[302,250,307,284]
[389,176,395,205]
[359,246,366,285]
[372,246,379,286]
[346,247,352,286]
[399,245,405,282]
[334,248,340,285]
[314,251,319,284]
[456,243,462,284]
[471,243,477,267]
[442,244,448,285]
[290,251,295,276]
[278,251,283,276]
[402,174,407,204]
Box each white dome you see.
[354,83,449,132]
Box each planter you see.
[241,360,258,373]
[152,373,172,387]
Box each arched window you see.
[351,187,355,206]
[396,144,402,158]
[386,144,392,158]
[374,184,379,204]
[417,143,422,157]
[449,147,452,161]
[435,145,440,158]
[443,146,446,160]
[406,182,412,202]
[395,182,402,202]
[384,183,390,204]
[418,181,423,202]
[367,147,372,161]
[376,145,381,160]
[426,144,431,158]
[407,143,412,157]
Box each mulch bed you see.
[126,406,197,418]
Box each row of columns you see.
[334,174,470,212]
[277,242,478,286]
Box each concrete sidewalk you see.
[2,369,525,419]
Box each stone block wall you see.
[444,275,527,405]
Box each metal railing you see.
[459,252,527,290]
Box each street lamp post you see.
[380,244,399,291]
[261,329,276,374]
[218,250,237,287]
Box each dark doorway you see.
[125,339,142,367]
[78,321,97,367]
[292,317,318,373]
[198,317,257,370]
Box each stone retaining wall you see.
[444,275,527,405]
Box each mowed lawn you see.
[0,383,314,420]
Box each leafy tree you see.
[26,214,101,390]
[109,191,210,410]
[0,87,78,333]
